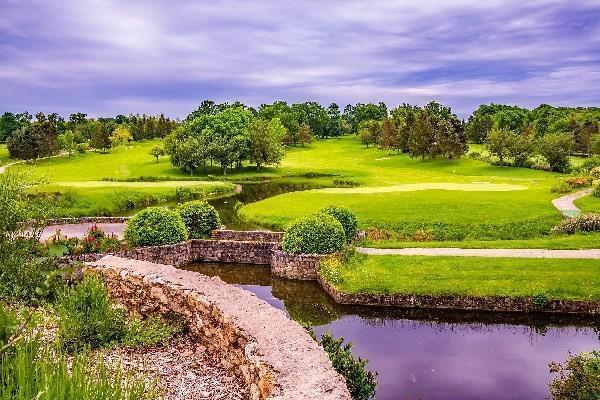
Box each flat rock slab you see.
[40,223,126,240]
[357,247,600,259]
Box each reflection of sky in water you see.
[238,284,600,400]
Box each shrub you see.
[333,178,360,187]
[552,213,600,234]
[566,176,593,189]
[590,167,600,179]
[468,151,481,160]
[124,207,188,246]
[551,180,571,194]
[538,132,573,173]
[57,275,126,351]
[594,184,600,198]
[580,156,600,172]
[320,332,377,400]
[99,234,122,253]
[549,351,600,400]
[177,200,221,239]
[282,214,346,254]
[319,205,358,242]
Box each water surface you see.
[183,262,600,400]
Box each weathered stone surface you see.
[86,256,351,400]
[271,250,325,280]
[211,230,284,243]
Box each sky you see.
[1,0,600,118]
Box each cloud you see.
[0,0,599,117]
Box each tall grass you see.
[0,339,157,400]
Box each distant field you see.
[321,253,600,301]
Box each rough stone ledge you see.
[317,274,600,315]
[272,250,325,280]
[211,230,284,243]
[86,256,351,400]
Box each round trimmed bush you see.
[282,214,346,254]
[177,200,221,239]
[319,205,358,242]
[124,207,188,246]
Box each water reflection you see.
[183,262,600,400]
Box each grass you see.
[33,182,234,217]
[362,233,600,249]
[575,193,600,213]
[240,136,565,240]
[321,253,600,300]
[0,144,8,164]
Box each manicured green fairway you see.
[362,232,600,249]
[575,193,600,213]
[240,136,563,240]
[321,253,600,300]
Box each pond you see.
[183,262,600,400]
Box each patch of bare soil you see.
[104,335,250,400]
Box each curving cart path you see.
[551,188,593,217]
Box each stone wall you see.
[87,256,351,400]
[211,229,284,243]
[271,250,325,280]
[62,239,279,267]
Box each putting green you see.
[55,181,230,188]
[316,182,527,194]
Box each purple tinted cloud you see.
[1,0,599,118]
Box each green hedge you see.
[319,205,358,242]
[282,214,346,254]
[124,207,188,246]
[177,200,221,239]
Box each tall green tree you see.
[248,118,286,169]
[408,110,434,160]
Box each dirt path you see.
[552,188,593,217]
[356,247,600,259]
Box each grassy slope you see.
[322,253,600,300]
[240,136,564,239]
[11,141,238,217]
[362,232,600,249]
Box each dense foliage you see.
[124,207,188,246]
[319,205,358,242]
[177,200,221,239]
[0,171,54,301]
[282,213,346,254]
[552,213,600,234]
[320,332,377,400]
[549,351,600,400]
[57,275,127,351]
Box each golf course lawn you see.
[362,232,600,249]
[320,253,600,300]
[575,193,600,213]
[240,136,565,240]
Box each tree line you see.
[1,112,177,160]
